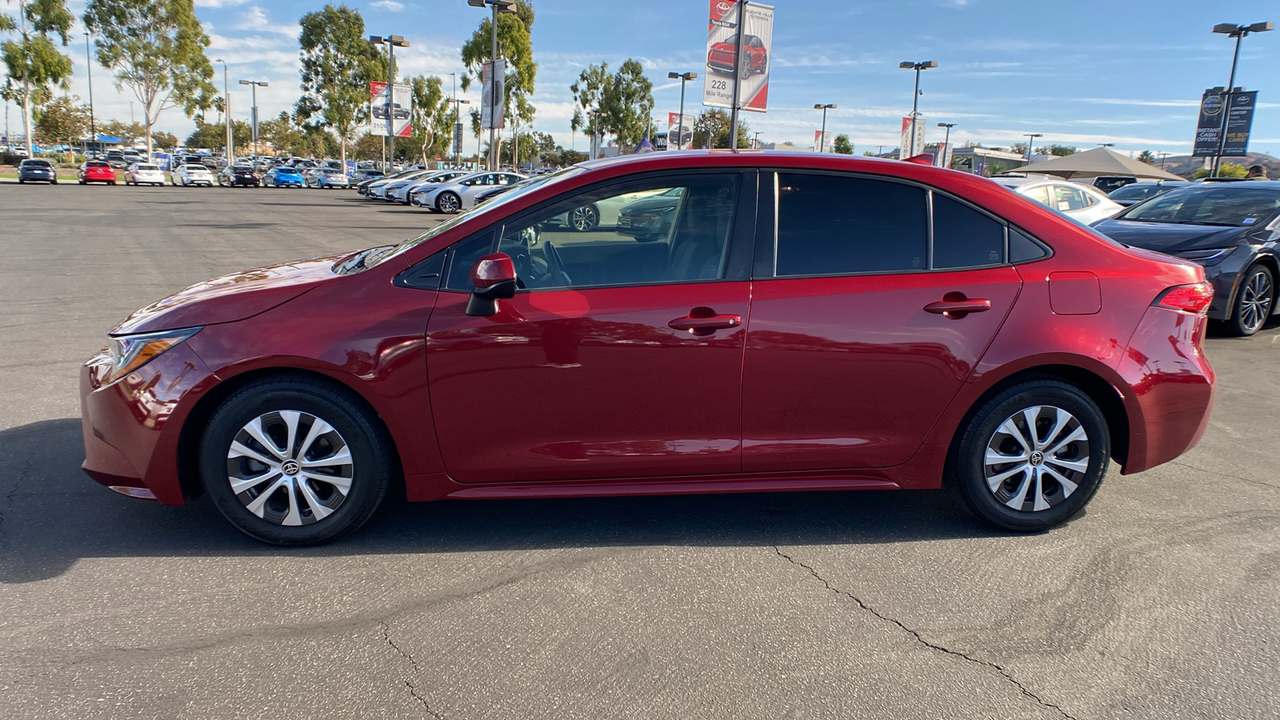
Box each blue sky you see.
[11,0,1280,157]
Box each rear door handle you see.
[669,311,742,335]
[924,293,991,319]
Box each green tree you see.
[833,134,853,155]
[1136,150,1155,164]
[257,111,302,156]
[408,74,451,165]
[351,132,383,162]
[691,109,749,149]
[295,5,385,168]
[152,130,178,150]
[34,94,89,148]
[599,59,653,153]
[99,119,144,147]
[185,119,250,153]
[1193,162,1247,179]
[83,0,217,157]
[570,62,609,157]
[1035,144,1076,157]
[2,0,75,156]
[459,1,536,156]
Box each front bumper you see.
[80,343,218,505]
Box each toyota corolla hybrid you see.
[81,151,1215,545]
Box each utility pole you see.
[85,31,96,156]
[216,59,231,162]
[727,0,747,151]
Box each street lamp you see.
[84,31,96,156]
[370,34,409,169]
[216,58,231,163]
[455,98,470,166]
[1210,21,1273,177]
[467,0,518,170]
[899,60,937,156]
[238,79,268,157]
[937,122,956,167]
[753,131,762,149]
[1024,132,1042,162]
[814,103,836,152]
[667,71,697,149]
[1097,142,1115,147]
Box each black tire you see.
[568,203,600,232]
[1225,263,1274,337]
[199,377,394,545]
[436,191,462,214]
[17,179,22,184]
[950,380,1109,532]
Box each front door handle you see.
[669,309,742,336]
[924,292,991,319]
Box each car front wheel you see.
[1227,263,1274,337]
[200,377,393,545]
[436,191,461,214]
[951,380,1109,532]
[568,203,600,231]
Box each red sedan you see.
[79,160,117,185]
[707,33,768,79]
[80,151,1215,545]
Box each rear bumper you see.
[1115,305,1215,474]
[80,343,218,505]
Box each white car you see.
[413,171,525,214]
[389,170,471,204]
[172,164,214,187]
[365,169,435,200]
[125,162,166,186]
[993,175,1123,225]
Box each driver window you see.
[497,174,739,290]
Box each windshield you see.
[137,164,159,171]
[1108,185,1159,202]
[1119,186,1280,227]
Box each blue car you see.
[265,166,305,188]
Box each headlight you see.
[105,327,201,383]
[1174,247,1235,267]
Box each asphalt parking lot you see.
[0,182,1276,719]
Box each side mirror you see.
[465,253,517,317]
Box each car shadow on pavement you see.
[0,418,1003,584]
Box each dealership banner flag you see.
[702,1,774,113]
[899,116,924,159]
[481,60,506,130]
[369,81,412,138]
[814,130,833,153]
[667,112,694,150]
[1222,90,1257,156]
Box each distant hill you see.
[1156,152,1280,179]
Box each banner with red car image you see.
[702,1,774,113]
[668,113,694,150]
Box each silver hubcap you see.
[439,194,459,213]
[984,405,1090,513]
[1239,270,1273,333]
[225,410,354,526]
[570,205,597,230]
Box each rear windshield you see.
[136,164,159,171]
[1119,186,1280,227]
[278,168,299,174]
[23,160,52,167]
[86,161,110,168]
[185,165,207,171]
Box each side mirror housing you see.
[465,253,517,317]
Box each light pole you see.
[467,0,518,170]
[216,59,231,162]
[455,98,470,166]
[753,131,762,149]
[370,34,409,168]
[1097,142,1115,148]
[238,79,268,157]
[899,60,937,157]
[84,31,96,156]
[814,103,836,152]
[667,71,697,149]
[1210,22,1272,177]
[937,122,956,167]
[1024,133,1042,162]
[1158,151,1170,169]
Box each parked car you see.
[79,160,117,185]
[264,166,306,188]
[17,158,57,184]
[125,162,166,186]
[993,176,1123,225]
[219,165,261,187]
[707,33,768,79]
[308,168,350,189]
[366,169,440,201]
[349,169,385,187]
[105,149,128,169]
[412,171,525,213]
[172,163,214,187]
[1106,181,1193,208]
[615,188,684,240]
[390,170,471,204]
[80,152,1216,545]
[1091,182,1280,336]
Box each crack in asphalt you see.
[381,621,443,719]
[1169,460,1280,490]
[772,546,1078,720]
[0,454,32,551]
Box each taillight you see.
[1153,282,1214,314]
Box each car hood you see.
[111,254,349,336]
[1091,219,1251,253]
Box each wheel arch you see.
[175,366,404,501]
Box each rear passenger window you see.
[776,173,927,276]
[933,195,1005,268]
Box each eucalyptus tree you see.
[2,0,75,156]
[296,5,386,167]
[460,0,536,153]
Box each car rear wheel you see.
[436,191,462,214]
[200,377,393,546]
[1227,263,1274,337]
[951,380,1109,532]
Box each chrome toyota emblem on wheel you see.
[225,410,354,526]
[281,460,300,476]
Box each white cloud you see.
[371,0,406,11]
[236,6,299,38]
[195,0,250,7]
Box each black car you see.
[1107,181,1192,208]
[616,189,684,241]
[17,158,57,184]
[218,165,261,187]
[1092,183,1279,336]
